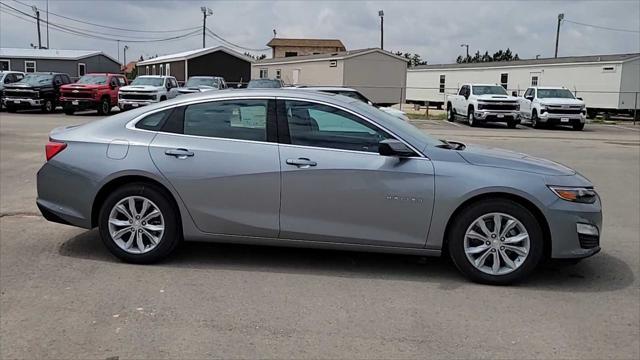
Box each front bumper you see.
[118,99,158,108]
[61,98,99,110]
[539,112,586,125]
[474,110,519,123]
[2,97,42,108]
[546,196,602,259]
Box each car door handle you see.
[165,148,194,159]
[286,158,317,168]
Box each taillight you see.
[45,140,67,161]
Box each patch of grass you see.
[406,112,447,121]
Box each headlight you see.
[477,103,484,110]
[515,103,520,111]
[548,186,597,204]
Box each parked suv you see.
[0,71,25,111]
[517,87,587,131]
[118,75,179,110]
[447,84,520,128]
[177,76,227,96]
[60,73,128,115]
[2,72,71,113]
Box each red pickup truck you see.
[60,73,127,115]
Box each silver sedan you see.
[36,89,602,284]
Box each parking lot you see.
[1,111,639,359]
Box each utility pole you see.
[460,44,469,58]
[117,40,120,63]
[555,13,564,58]
[378,10,384,49]
[123,45,129,67]
[45,0,49,48]
[201,7,213,48]
[32,6,42,49]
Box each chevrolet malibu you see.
[36,89,602,284]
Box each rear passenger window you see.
[183,100,268,142]
[136,109,171,131]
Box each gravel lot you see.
[1,111,639,359]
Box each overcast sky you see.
[1,0,639,64]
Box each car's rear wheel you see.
[64,107,75,115]
[531,110,543,129]
[97,98,111,115]
[98,183,180,264]
[6,105,17,113]
[447,199,544,285]
[446,104,455,122]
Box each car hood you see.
[4,83,41,90]
[476,94,518,101]
[120,85,162,92]
[539,98,585,106]
[457,144,576,176]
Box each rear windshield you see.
[472,85,508,95]
[17,74,53,86]
[76,75,108,85]
[247,79,282,88]
[131,77,164,86]
[186,77,219,87]
[537,89,575,99]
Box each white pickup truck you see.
[517,86,587,131]
[118,75,179,111]
[446,84,520,128]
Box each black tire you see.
[159,96,167,102]
[98,183,181,264]
[572,122,585,131]
[447,198,544,285]
[6,105,17,113]
[97,98,111,115]
[42,99,54,113]
[507,119,518,129]
[64,107,75,115]
[467,107,479,127]
[531,110,543,129]
[446,103,454,122]
[586,109,597,119]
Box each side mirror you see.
[110,83,116,89]
[54,80,62,86]
[577,97,583,101]
[378,139,415,157]
[525,96,534,101]
[511,91,518,97]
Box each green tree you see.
[457,48,520,63]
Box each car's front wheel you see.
[467,108,479,127]
[447,199,544,285]
[98,183,180,264]
[97,98,111,115]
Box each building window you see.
[285,51,298,57]
[24,60,36,73]
[439,75,445,93]
[78,63,86,77]
[602,66,616,73]
[531,76,539,86]
[165,63,171,76]
[500,73,508,89]
[0,59,9,71]
[259,68,268,79]
[159,64,164,76]
[145,66,149,75]
[275,69,281,80]
[152,65,156,75]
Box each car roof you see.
[298,86,358,92]
[136,75,173,78]
[531,86,567,90]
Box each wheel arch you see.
[91,174,182,229]
[442,192,552,259]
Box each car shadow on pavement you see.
[59,229,634,292]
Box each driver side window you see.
[284,100,390,153]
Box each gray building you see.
[0,48,121,79]
[252,48,409,105]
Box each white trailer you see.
[406,53,639,118]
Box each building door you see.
[292,69,300,85]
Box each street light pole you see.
[460,44,469,58]
[378,10,384,50]
[201,7,213,48]
[32,6,42,49]
[123,45,129,67]
[555,13,564,58]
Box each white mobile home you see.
[406,53,640,115]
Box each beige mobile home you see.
[406,53,640,116]
[252,48,409,105]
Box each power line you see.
[206,28,270,52]
[1,4,201,43]
[10,0,200,33]
[564,19,640,34]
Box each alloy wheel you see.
[108,196,165,254]
[463,212,530,275]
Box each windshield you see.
[472,85,508,96]
[17,74,53,86]
[350,101,446,148]
[537,89,576,99]
[186,77,219,87]
[76,75,108,85]
[131,77,164,86]
[248,79,281,88]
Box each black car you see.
[2,72,72,113]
